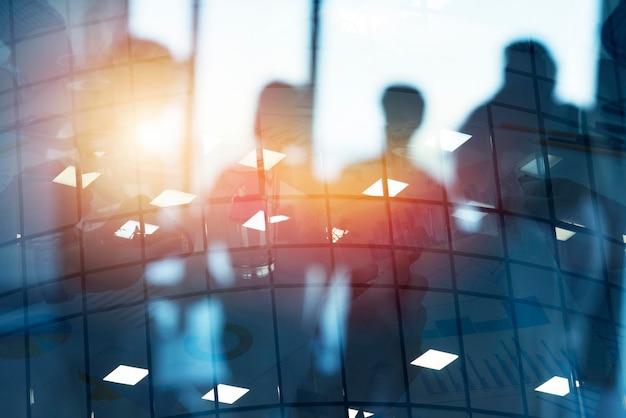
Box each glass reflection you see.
[0,1,625,417]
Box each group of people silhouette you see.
[2,0,626,413]
[227,38,626,410]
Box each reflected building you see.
[0,1,625,417]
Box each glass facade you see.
[0,0,625,417]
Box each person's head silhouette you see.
[254,82,304,152]
[381,86,425,150]
[504,40,557,84]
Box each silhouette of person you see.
[457,39,626,417]
[74,37,194,289]
[329,86,442,201]
[308,85,432,405]
[327,86,444,270]
[452,41,578,213]
[255,82,323,194]
[253,82,330,249]
[204,81,320,283]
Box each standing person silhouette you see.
[455,39,626,417]
[330,86,442,202]
[317,85,432,405]
[328,85,444,272]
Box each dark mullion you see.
[60,1,95,416]
[310,0,322,87]
[123,28,157,418]
[8,1,32,417]
[181,0,201,194]
[441,162,473,412]
[380,139,414,418]
[528,41,582,417]
[486,100,529,416]
[308,0,349,409]
[268,266,286,418]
